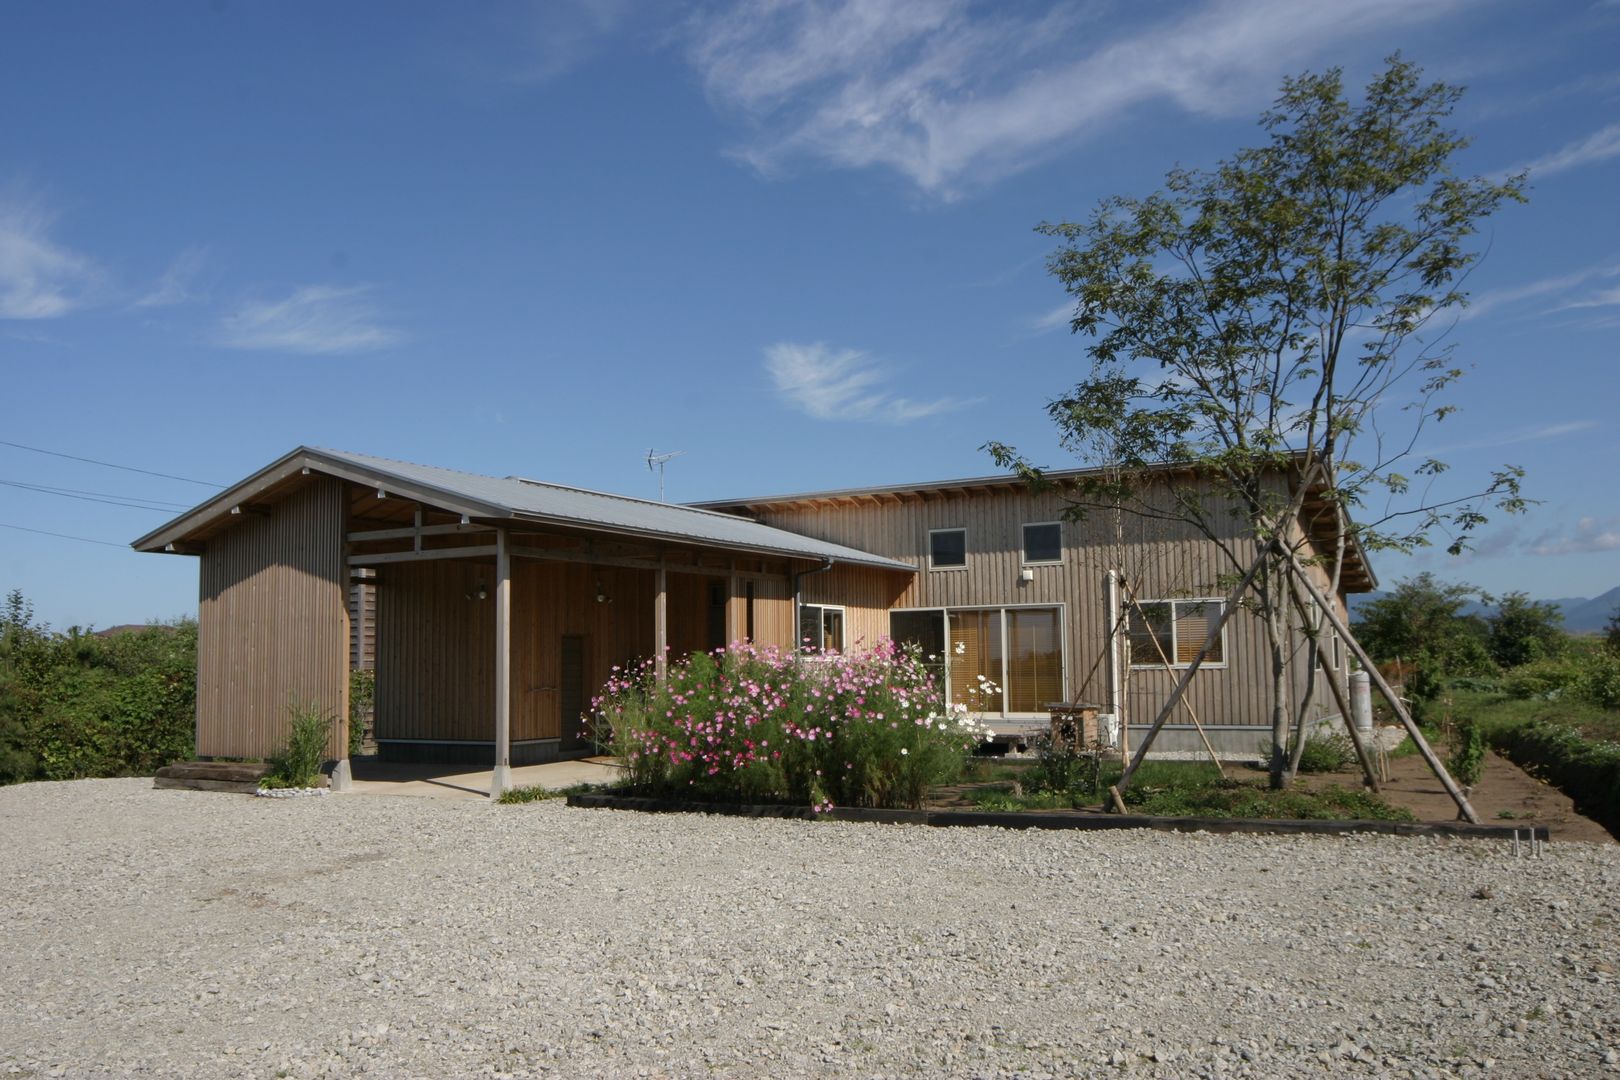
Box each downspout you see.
[792,558,835,648]
[1105,569,1123,747]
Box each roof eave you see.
[130,447,511,553]
[504,510,913,573]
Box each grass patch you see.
[960,759,1036,784]
[963,759,1413,821]
[496,781,609,804]
[1130,779,1414,821]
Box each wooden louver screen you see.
[948,610,1003,713]
[1006,608,1062,713]
[1174,602,1222,664]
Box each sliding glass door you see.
[890,605,1064,717]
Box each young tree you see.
[988,57,1527,789]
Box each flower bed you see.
[591,640,986,811]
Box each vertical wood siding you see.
[375,560,659,745]
[196,478,348,759]
[750,479,1325,727]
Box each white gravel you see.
[2,779,1617,1079]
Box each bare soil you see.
[1270,749,1616,844]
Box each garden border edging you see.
[564,792,1548,840]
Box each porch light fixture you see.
[595,579,611,604]
[466,584,488,601]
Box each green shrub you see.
[1294,733,1355,774]
[348,668,375,757]
[1501,658,1582,701]
[1447,716,1487,787]
[1573,649,1620,710]
[1,591,196,784]
[496,781,607,804]
[264,704,333,789]
[1025,731,1103,796]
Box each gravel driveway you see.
[2,779,1616,1079]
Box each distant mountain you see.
[1559,587,1620,634]
[1348,585,1620,635]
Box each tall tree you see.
[988,57,1528,788]
[1487,591,1565,669]
[1353,572,1491,675]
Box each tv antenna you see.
[645,448,685,502]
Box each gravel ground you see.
[2,779,1617,1079]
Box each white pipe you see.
[1105,570,1122,738]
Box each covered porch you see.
[132,447,913,798]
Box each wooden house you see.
[133,447,1374,791]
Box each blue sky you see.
[3,0,1618,629]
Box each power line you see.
[0,522,127,548]
[0,479,191,510]
[0,480,177,512]
[0,439,224,488]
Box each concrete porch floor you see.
[348,756,623,800]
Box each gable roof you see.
[131,447,914,572]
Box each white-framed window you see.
[890,604,1066,716]
[798,604,845,653]
[1021,521,1062,565]
[928,528,967,570]
[1126,598,1226,668]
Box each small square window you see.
[929,528,966,569]
[1022,522,1062,564]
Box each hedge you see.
[1489,720,1620,835]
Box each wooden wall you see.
[375,560,657,745]
[196,478,349,759]
[753,478,1331,728]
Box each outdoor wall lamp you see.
[466,585,488,601]
[595,579,612,604]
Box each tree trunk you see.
[1264,573,1291,790]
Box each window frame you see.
[889,602,1068,717]
[1126,597,1228,670]
[1020,521,1064,566]
[927,527,968,571]
[797,603,846,653]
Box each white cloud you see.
[1428,419,1597,456]
[0,194,100,319]
[765,341,966,422]
[133,245,208,309]
[1031,299,1075,333]
[1522,121,1620,179]
[218,285,402,355]
[1528,516,1620,557]
[685,0,1462,196]
[502,0,634,82]
[1558,283,1620,310]
[1460,260,1620,322]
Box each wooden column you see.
[491,526,513,797]
[654,558,668,685]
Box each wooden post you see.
[1284,555,1480,824]
[491,527,512,798]
[1116,548,1269,796]
[654,557,668,686]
